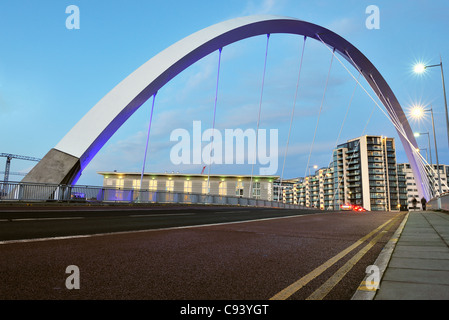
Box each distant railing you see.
[427,193,449,211]
[0,181,312,210]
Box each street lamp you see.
[417,147,428,163]
[410,105,443,208]
[308,164,318,176]
[413,57,449,149]
[414,132,432,164]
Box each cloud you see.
[325,17,361,38]
[241,0,285,16]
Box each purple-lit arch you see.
[22,15,428,200]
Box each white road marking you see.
[0,212,326,245]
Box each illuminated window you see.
[116,178,124,189]
[184,180,192,193]
[252,182,261,199]
[166,180,174,192]
[219,181,227,196]
[149,179,157,191]
[132,179,141,189]
[202,181,209,194]
[235,181,244,197]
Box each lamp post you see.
[411,105,443,208]
[414,132,432,165]
[414,57,449,149]
[308,164,318,176]
[418,147,428,163]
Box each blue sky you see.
[1,0,448,186]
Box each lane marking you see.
[0,212,319,245]
[128,213,195,217]
[305,216,399,300]
[351,212,409,300]
[5,217,85,222]
[357,281,380,292]
[0,213,196,222]
[219,211,250,214]
[269,215,401,300]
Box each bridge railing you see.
[0,181,312,210]
[427,193,449,212]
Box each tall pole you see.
[424,58,449,149]
[439,56,449,149]
[415,132,432,165]
[430,107,443,209]
[426,132,433,165]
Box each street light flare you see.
[413,63,426,74]
[410,105,425,118]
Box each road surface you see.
[0,204,405,302]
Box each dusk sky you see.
[1,0,448,186]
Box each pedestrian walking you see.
[412,197,418,211]
[421,197,427,211]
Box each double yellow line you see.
[270,213,404,300]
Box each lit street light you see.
[413,57,449,149]
[410,105,443,208]
[417,147,428,163]
[308,164,318,176]
[414,132,432,164]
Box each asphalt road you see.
[0,204,322,241]
[0,204,405,302]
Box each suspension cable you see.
[332,72,361,154]
[250,34,270,198]
[317,34,435,200]
[206,48,223,194]
[330,104,376,207]
[139,92,157,200]
[278,36,307,202]
[304,47,335,179]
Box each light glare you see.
[414,63,426,74]
[410,106,425,118]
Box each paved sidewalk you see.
[354,210,449,300]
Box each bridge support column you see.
[21,148,81,185]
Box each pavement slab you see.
[373,211,449,300]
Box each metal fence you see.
[0,181,311,210]
[427,193,449,211]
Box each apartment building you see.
[331,135,399,211]
[279,135,400,211]
[277,135,448,211]
[397,163,449,209]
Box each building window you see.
[116,178,124,189]
[219,181,227,196]
[166,180,174,192]
[202,181,209,194]
[132,179,141,190]
[252,182,261,199]
[184,180,192,193]
[236,181,244,197]
[149,179,157,191]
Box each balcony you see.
[348,182,361,187]
[370,182,385,187]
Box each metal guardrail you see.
[0,181,311,210]
[427,193,449,211]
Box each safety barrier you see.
[0,181,310,210]
[427,193,449,211]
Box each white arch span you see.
[22,15,429,200]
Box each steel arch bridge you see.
[22,15,429,200]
